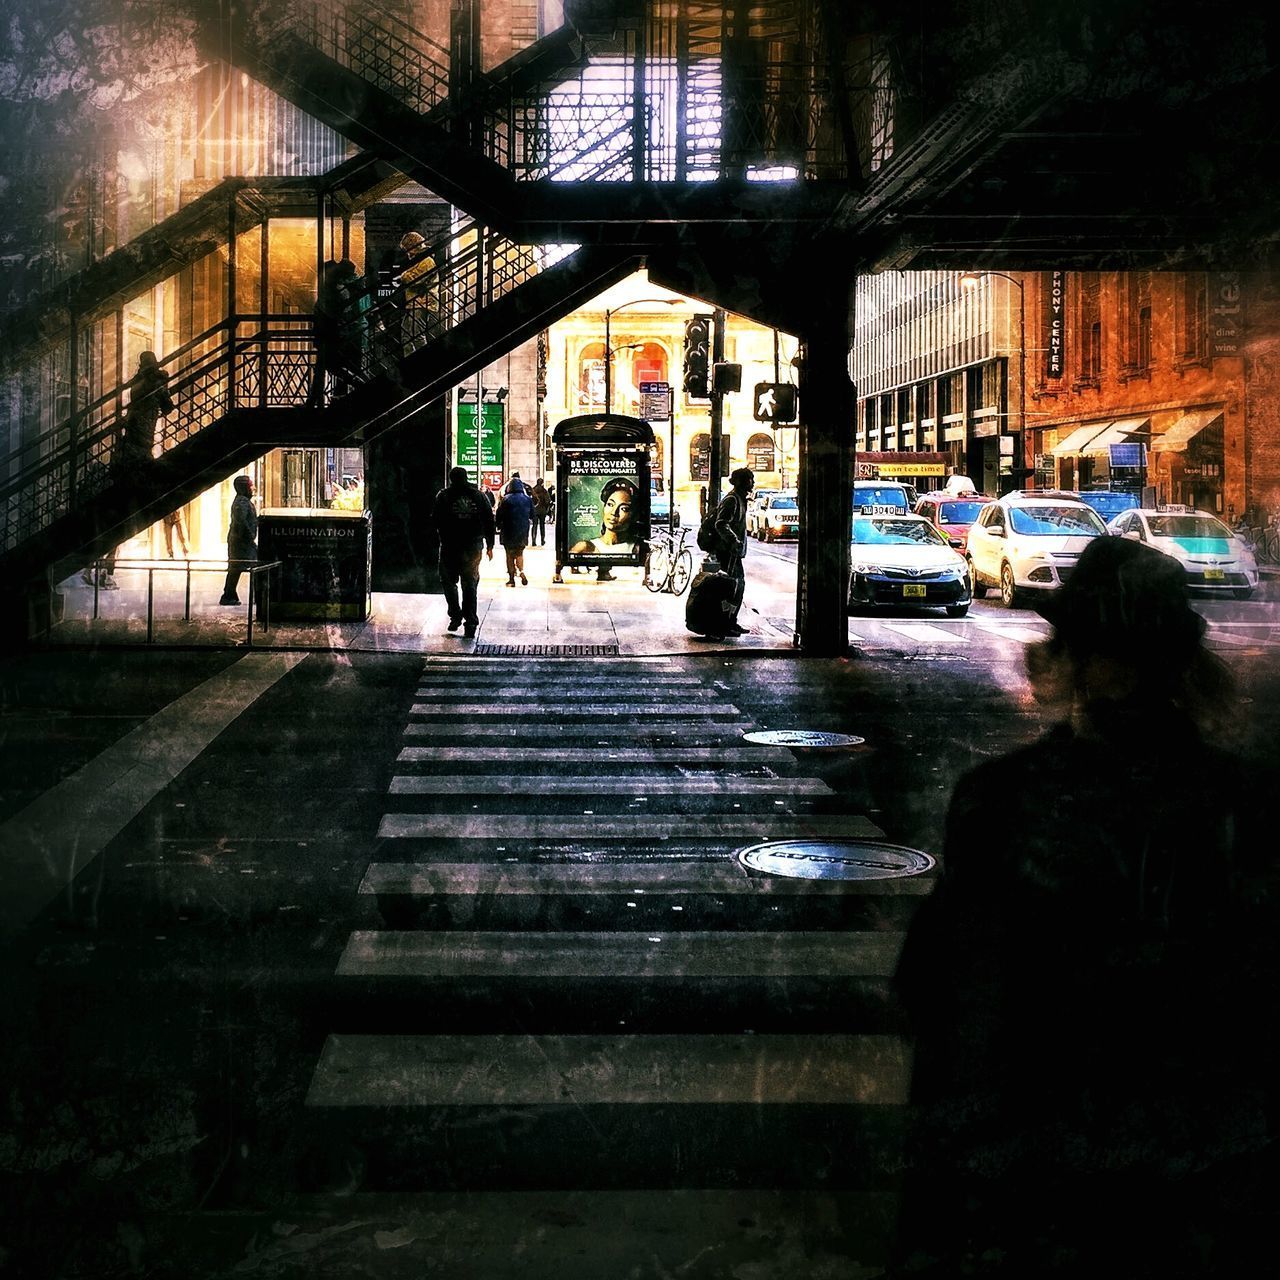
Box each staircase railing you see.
[1,218,574,561]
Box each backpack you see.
[696,511,719,552]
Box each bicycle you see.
[644,524,694,595]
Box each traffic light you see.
[682,313,712,399]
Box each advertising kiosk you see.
[257,508,373,621]
[551,414,654,583]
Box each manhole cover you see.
[738,838,935,881]
[742,729,865,748]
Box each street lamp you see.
[960,271,1025,494]
[602,296,682,532]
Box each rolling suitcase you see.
[685,567,740,637]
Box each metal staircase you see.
[0,155,403,375]
[2,221,638,587]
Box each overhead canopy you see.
[1080,417,1151,455]
[1150,409,1224,453]
[1050,423,1109,457]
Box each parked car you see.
[1073,489,1142,522]
[650,483,680,527]
[750,490,799,540]
[914,490,995,551]
[852,480,912,516]
[848,512,973,617]
[966,492,1108,607]
[1109,505,1259,599]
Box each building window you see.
[578,341,606,410]
[1126,272,1152,369]
[1138,306,1152,368]
[1182,274,1208,359]
[1080,272,1102,381]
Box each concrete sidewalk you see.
[49,541,797,656]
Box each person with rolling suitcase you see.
[686,466,753,638]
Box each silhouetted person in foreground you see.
[220,474,260,608]
[891,536,1278,1278]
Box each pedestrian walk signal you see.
[753,382,797,423]
[682,314,712,399]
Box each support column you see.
[797,298,854,657]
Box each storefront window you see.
[578,341,606,409]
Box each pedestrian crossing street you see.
[295,656,926,1267]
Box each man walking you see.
[530,477,551,546]
[431,466,496,637]
[495,476,533,587]
[713,466,754,635]
[220,475,259,607]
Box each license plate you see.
[902,583,927,598]
[1204,568,1225,581]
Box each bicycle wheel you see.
[671,548,693,595]
[645,543,671,592]
[1264,528,1280,566]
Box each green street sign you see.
[456,402,505,469]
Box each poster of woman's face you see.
[564,450,648,562]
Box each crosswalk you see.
[851,613,1280,653]
[294,656,927,1269]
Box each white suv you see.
[966,492,1108,607]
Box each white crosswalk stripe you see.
[410,702,741,717]
[336,929,905,979]
[878,621,966,643]
[389,775,833,796]
[307,1032,909,1106]
[377,813,883,839]
[398,745,795,762]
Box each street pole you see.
[604,308,612,412]
[708,307,727,505]
[961,271,1025,493]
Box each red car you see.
[913,491,995,552]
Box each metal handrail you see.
[78,557,284,646]
[3,218,574,560]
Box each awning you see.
[1080,417,1151,455]
[1150,409,1224,453]
[1050,423,1109,457]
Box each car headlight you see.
[851,562,880,575]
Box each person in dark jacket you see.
[890,536,1278,1278]
[494,476,533,586]
[431,467,495,636]
[530,478,551,546]
[712,466,753,634]
[305,259,361,408]
[220,474,259,606]
[115,350,174,472]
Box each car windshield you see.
[1147,514,1232,539]
[770,496,798,510]
[853,517,947,546]
[852,487,909,510]
[1080,492,1140,519]
[938,501,986,524]
[1008,505,1106,535]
